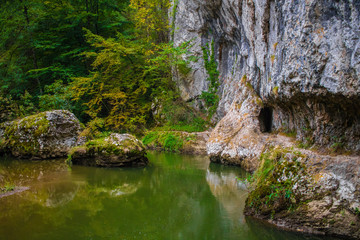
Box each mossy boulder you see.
[0,110,84,159]
[244,146,309,216]
[244,144,360,238]
[69,133,148,167]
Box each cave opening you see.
[259,107,273,133]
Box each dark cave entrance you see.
[259,107,273,133]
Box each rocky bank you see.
[172,0,360,238]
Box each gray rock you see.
[0,110,84,159]
[69,133,148,168]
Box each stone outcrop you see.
[173,0,360,238]
[243,143,360,239]
[69,133,148,167]
[0,110,84,159]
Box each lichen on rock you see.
[69,133,148,168]
[0,110,84,159]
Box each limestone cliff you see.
[173,0,360,238]
[173,0,360,156]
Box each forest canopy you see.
[0,0,205,136]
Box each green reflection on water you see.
[0,152,341,240]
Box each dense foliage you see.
[0,0,205,135]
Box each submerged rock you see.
[69,133,148,167]
[0,110,84,159]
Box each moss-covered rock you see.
[69,133,148,167]
[244,144,360,239]
[0,110,84,159]
[244,146,309,216]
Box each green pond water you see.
[0,152,341,240]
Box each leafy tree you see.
[71,29,192,134]
[129,0,170,43]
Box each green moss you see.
[246,146,308,214]
[163,134,183,152]
[0,183,16,194]
[68,135,144,162]
[142,131,194,152]
[3,112,50,156]
[86,138,124,155]
[142,132,159,146]
[156,117,208,133]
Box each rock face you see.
[173,0,360,154]
[69,133,148,167]
[0,110,84,159]
[173,0,360,238]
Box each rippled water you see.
[0,152,341,240]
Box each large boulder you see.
[69,133,148,167]
[244,144,360,239]
[0,110,84,159]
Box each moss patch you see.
[246,146,309,215]
[142,131,196,152]
[0,183,15,194]
[3,112,50,156]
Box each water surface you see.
[0,152,340,240]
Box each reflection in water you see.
[206,163,248,224]
[0,153,343,240]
